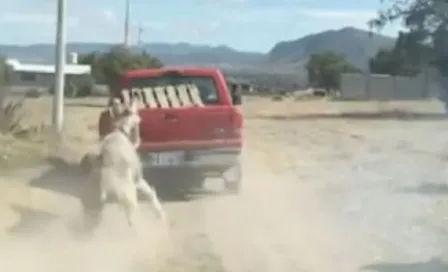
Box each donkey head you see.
[108,97,141,146]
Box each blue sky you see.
[0,0,403,52]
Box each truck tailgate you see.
[138,106,242,149]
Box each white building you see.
[6,53,91,91]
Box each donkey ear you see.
[108,98,123,119]
[128,97,139,113]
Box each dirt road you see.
[1,97,448,271]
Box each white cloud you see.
[193,0,246,7]
[0,4,125,43]
[0,2,403,48]
[129,7,384,45]
[0,12,53,24]
[296,8,405,35]
[297,9,377,20]
[0,12,79,26]
[194,0,309,8]
[101,9,117,22]
[197,7,377,26]
[141,21,169,31]
[222,0,246,4]
[213,7,298,24]
[140,19,221,41]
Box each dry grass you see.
[0,134,48,170]
[0,96,107,172]
[244,95,447,119]
[0,96,107,239]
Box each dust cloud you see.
[0,186,171,272]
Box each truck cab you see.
[99,66,243,193]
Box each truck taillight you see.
[232,127,242,137]
[229,109,243,138]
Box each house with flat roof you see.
[5,53,91,91]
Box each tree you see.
[369,31,429,76]
[369,0,448,74]
[79,51,106,84]
[79,46,163,91]
[306,51,360,91]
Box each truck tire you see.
[224,161,242,194]
[190,170,206,189]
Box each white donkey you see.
[84,97,165,227]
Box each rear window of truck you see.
[124,75,220,105]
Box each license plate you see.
[147,151,184,166]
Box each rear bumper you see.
[138,139,242,151]
[137,146,241,172]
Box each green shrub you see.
[48,80,77,97]
[25,88,43,98]
[48,74,95,97]
[271,94,284,101]
[75,75,94,97]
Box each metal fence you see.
[340,71,444,100]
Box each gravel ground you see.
[1,97,448,271]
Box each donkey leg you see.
[136,179,166,221]
[118,182,139,227]
[100,187,108,203]
[99,173,110,204]
[82,172,105,231]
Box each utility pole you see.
[124,0,130,47]
[52,0,66,137]
[137,24,144,47]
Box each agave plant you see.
[0,56,26,134]
[1,98,25,134]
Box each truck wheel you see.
[189,171,205,190]
[224,162,242,194]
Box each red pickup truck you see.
[99,66,243,193]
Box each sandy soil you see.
[1,96,448,271]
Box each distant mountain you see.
[146,43,267,71]
[0,27,396,74]
[268,27,395,70]
[0,42,269,72]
